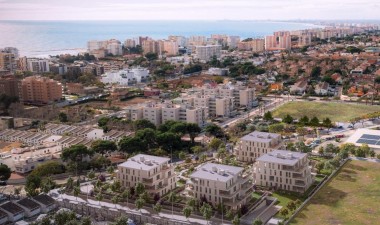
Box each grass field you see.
[290,160,380,225]
[272,101,380,122]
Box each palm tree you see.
[200,203,212,224]
[153,202,162,214]
[183,206,192,221]
[121,189,131,207]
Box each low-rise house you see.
[0,209,8,225]
[0,202,25,222]
[253,150,313,193]
[16,198,41,217]
[290,80,308,95]
[32,194,57,213]
[314,82,330,95]
[236,131,282,163]
[117,154,176,197]
[187,163,253,210]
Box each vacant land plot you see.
[272,101,380,122]
[290,160,380,225]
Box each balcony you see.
[294,180,306,187]
[219,190,233,198]
[142,177,154,184]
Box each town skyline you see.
[1,0,380,21]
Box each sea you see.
[0,20,323,57]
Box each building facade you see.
[21,76,62,104]
[253,150,313,193]
[236,131,282,162]
[117,154,176,197]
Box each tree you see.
[208,138,223,150]
[25,174,42,197]
[287,201,297,211]
[296,127,308,140]
[98,117,110,128]
[133,119,156,131]
[112,216,129,225]
[31,161,65,177]
[153,202,162,214]
[119,137,147,154]
[178,151,187,160]
[41,176,57,193]
[58,112,68,122]
[0,164,11,181]
[187,123,201,144]
[205,123,224,137]
[232,215,240,225]
[91,140,117,155]
[87,170,95,180]
[315,161,325,174]
[299,116,309,125]
[310,117,320,126]
[359,144,370,157]
[217,148,227,162]
[310,66,321,78]
[66,177,74,190]
[279,207,289,217]
[95,192,103,205]
[268,123,285,133]
[135,182,145,196]
[186,198,197,210]
[253,219,263,225]
[121,189,131,206]
[135,128,157,149]
[135,197,145,211]
[263,111,273,121]
[145,52,158,61]
[282,114,293,124]
[214,76,224,84]
[61,144,93,163]
[112,195,120,208]
[322,118,333,129]
[183,206,192,220]
[200,203,212,224]
[73,186,80,200]
[369,149,376,158]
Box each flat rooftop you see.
[33,194,55,206]
[118,154,170,171]
[190,163,243,182]
[346,128,380,149]
[17,198,40,210]
[241,131,280,143]
[256,150,306,166]
[0,202,24,215]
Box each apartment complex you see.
[21,76,62,104]
[237,39,265,52]
[265,31,291,50]
[236,131,282,162]
[117,154,176,197]
[0,52,17,71]
[27,59,50,73]
[0,75,23,100]
[87,39,123,57]
[195,45,222,61]
[124,102,208,127]
[253,150,313,193]
[187,163,253,210]
[101,67,150,85]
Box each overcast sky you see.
[0,0,379,21]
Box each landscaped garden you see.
[289,160,380,225]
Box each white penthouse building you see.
[253,150,313,193]
[117,154,176,197]
[187,163,253,210]
[236,131,282,162]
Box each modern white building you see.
[236,131,282,162]
[101,67,150,85]
[27,59,50,73]
[253,150,314,193]
[187,163,253,210]
[117,154,176,197]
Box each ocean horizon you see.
[0,20,323,57]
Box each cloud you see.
[0,0,379,20]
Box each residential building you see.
[124,39,137,48]
[87,39,122,56]
[265,32,291,50]
[142,39,161,54]
[0,210,7,225]
[253,150,313,193]
[236,131,282,162]
[227,36,241,48]
[21,76,62,104]
[0,75,22,100]
[0,117,14,130]
[290,80,308,95]
[27,59,50,73]
[187,163,253,210]
[1,47,19,59]
[117,154,176,197]
[298,34,312,47]
[195,45,222,61]
[315,82,330,95]
[101,67,150,85]
[0,52,17,71]
[107,39,123,56]
[206,68,229,76]
[168,35,188,47]
[32,194,57,213]
[143,102,163,126]
[188,36,206,46]
[0,202,24,223]
[16,198,41,217]
[160,40,179,56]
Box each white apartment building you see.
[143,102,163,126]
[227,36,241,48]
[195,45,222,61]
[27,59,50,73]
[236,131,282,162]
[107,40,123,56]
[187,163,253,210]
[193,95,233,118]
[101,67,150,85]
[87,39,122,56]
[117,154,176,197]
[253,150,313,193]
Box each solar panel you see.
[357,139,378,145]
[360,134,380,140]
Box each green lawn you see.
[290,160,380,225]
[272,101,380,122]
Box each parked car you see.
[0,181,7,186]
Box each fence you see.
[285,158,350,224]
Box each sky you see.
[0,0,379,21]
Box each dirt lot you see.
[0,141,22,153]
